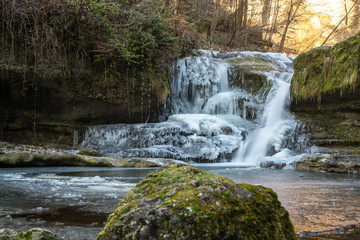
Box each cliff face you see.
[291,32,360,147]
[0,0,183,147]
[0,67,164,147]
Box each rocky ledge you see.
[0,142,179,168]
[294,149,360,174]
[98,164,297,240]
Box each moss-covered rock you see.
[291,32,360,146]
[291,31,360,105]
[294,153,360,174]
[0,228,62,240]
[97,164,297,240]
[78,148,99,157]
[226,56,274,97]
[0,152,161,168]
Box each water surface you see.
[1,166,359,239]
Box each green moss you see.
[0,152,159,167]
[97,164,297,240]
[78,148,99,157]
[226,56,274,97]
[292,31,360,103]
[296,112,360,143]
[226,57,275,72]
[0,228,62,240]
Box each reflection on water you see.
[0,166,359,239]
[202,166,360,234]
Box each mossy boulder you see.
[97,164,297,240]
[0,228,62,240]
[226,57,274,97]
[78,148,99,157]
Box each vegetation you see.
[78,148,98,156]
[0,228,62,240]
[0,0,193,116]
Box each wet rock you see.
[294,155,330,171]
[260,161,286,169]
[260,160,276,168]
[78,148,98,157]
[0,150,164,168]
[0,228,62,240]
[294,153,360,174]
[98,164,297,240]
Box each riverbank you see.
[294,147,360,174]
[0,142,181,168]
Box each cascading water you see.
[234,72,295,163]
[81,50,309,165]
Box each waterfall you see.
[233,72,294,163]
[81,50,309,164]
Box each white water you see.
[234,72,294,163]
[81,50,309,165]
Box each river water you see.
[1,166,359,239]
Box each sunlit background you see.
[291,0,360,53]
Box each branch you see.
[321,0,359,46]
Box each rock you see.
[260,161,287,169]
[97,164,297,240]
[291,31,360,107]
[294,153,360,174]
[0,151,162,168]
[226,56,275,97]
[0,228,62,240]
[291,31,360,147]
[78,148,99,157]
[294,155,330,172]
[260,160,275,168]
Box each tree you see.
[278,0,305,52]
[262,0,272,38]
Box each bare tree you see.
[278,0,304,52]
[321,0,359,46]
[262,0,272,38]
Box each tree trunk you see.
[279,0,301,52]
[262,0,272,38]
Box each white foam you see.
[69,176,105,183]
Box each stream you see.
[1,166,359,239]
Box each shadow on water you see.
[4,206,108,227]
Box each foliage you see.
[0,0,198,123]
